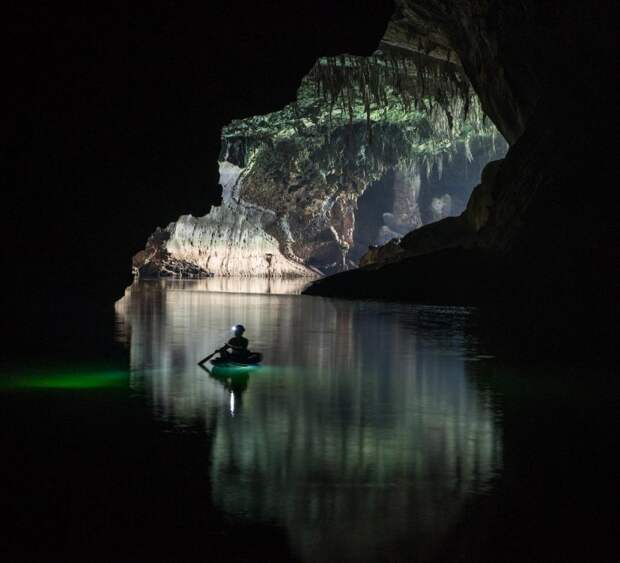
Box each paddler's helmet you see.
[232,324,246,336]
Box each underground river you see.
[1,279,616,562]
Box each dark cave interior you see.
[5,1,618,359]
[2,5,619,562]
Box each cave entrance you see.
[136,51,507,278]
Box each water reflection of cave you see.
[116,282,502,563]
[350,138,506,265]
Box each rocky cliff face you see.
[383,1,543,144]
[311,0,614,273]
[134,51,505,278]
[305,0,617,359]
[133,162,316,278]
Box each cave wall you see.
[368,136,503,247]
[306,0,618,358]
[134,162,317,278]
[9,1,615,359]
[134,49,504,278]
[135,129,503,277]
[5,2,396,347]
[383,1,545,143]
[354,0,617,264]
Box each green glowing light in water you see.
[1,369,128,391]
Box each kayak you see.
[211,352,262,368]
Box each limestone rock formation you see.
[304,0,617,359]
[133,162,318,278]
[134,51,505,278]
[358,157,502,268]
[382,1,539,144]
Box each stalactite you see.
[221,49,502,191]
[306,48,484,146]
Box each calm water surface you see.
[116,280,500,562]
[1,279,616,562]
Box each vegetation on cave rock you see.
[222,49,500,185]
[216,50,502,272]
[134,49,505,279]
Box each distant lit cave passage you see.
[349,134,501,264]
[133,49,507,279]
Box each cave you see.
[132,50,507,278]
[5,2,617,561]
[7,2,615,354]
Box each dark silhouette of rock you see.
[305,0,618,359]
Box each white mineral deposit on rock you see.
[157,163,318,277]
[133,52,507,279]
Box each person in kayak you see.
[221,324,250,360]
[198,324,262,366]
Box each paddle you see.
[198,346,225,366]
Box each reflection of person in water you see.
[210,371,250,414]
[221,373,249,396]
[221,324,249,360]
